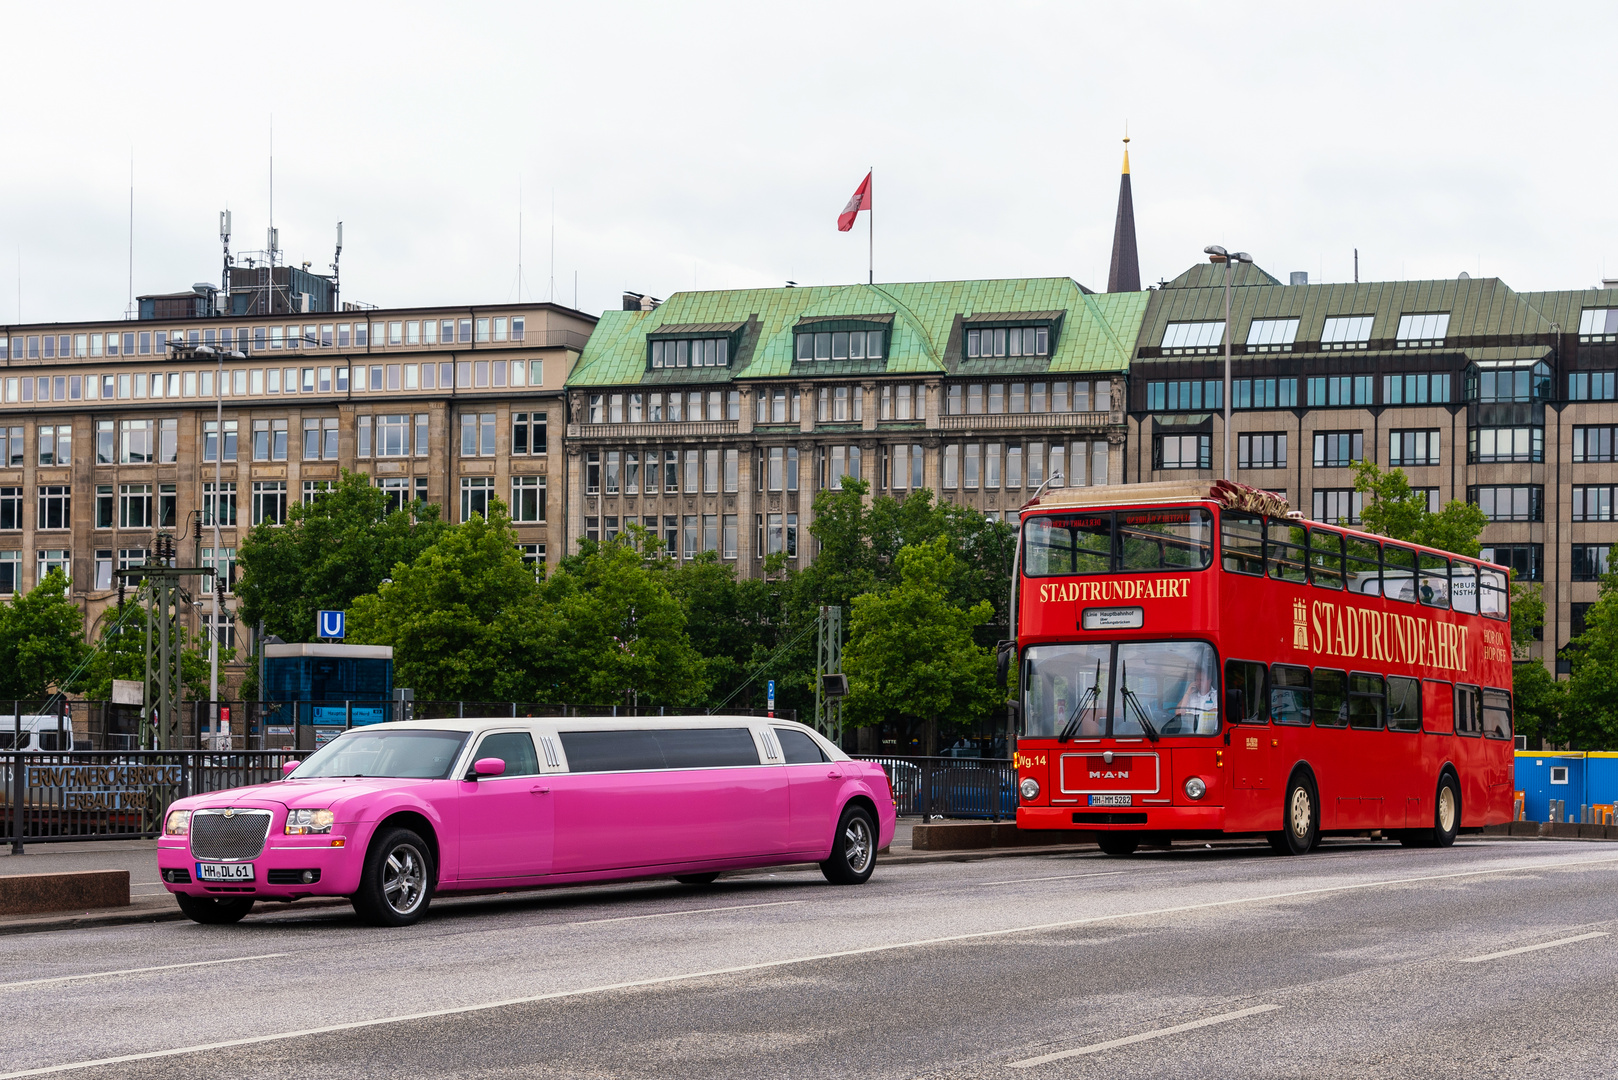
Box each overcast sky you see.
[4,2,1614,325]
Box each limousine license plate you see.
[1089,794,1132,807]
[196,862,254,882]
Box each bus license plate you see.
[196,862,254,882]
[1090,794,1132,807]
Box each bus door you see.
[1224,660,1270,790]
[1416,679,1454,827]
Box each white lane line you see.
[1005,1004,1281,1068]
[0,954,288,992]
[562,900,805,927]
[1460,931,1609,963]
[6,853,1617,1079]
[975,871,1128,887]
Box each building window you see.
[1578,307,1618,343]
[702,514,718,553]
[1245,318,1299,352]
[1573,426,1616,462]
[1307,376,1372,407]
[1159,321,1224,354]
[604,451,621,495]
[1313,431,1364,467]
[252,419,289,461]
[1573,486,1615,522]
[1232,378,1299,409]
[511,476,545,523]
[1145,380,1223,411]
[1469,363,1551,403]
[36,549,69,584]
[376,415,410,457]
[4,426,21,468]
[0,550,18,594]
[200,548,236,593]
[794,330,883,362]
[1237,433,1287,469]
[118,419,153,464]
[823,445,862,490]
[1383,372,1452,404]
[879,383,928,420]
[1470,485,1542,523]
[460,413,496,456]
[303,480,334,504]
[203,420,238,462]
[202,482,237,527]
[1481,544,1543,583]
[1321,315,1374,348]
[1469,426,1543,464]
[1568,371,1616,401]
[461,477,494,522]
[95,485,115,528]
[722,514,738,559]
[0,487,21,530]
[94,550,115,591]
[1572,602,1595,639]
[1572,545,1613,582]
[1395,313,1450,347]
[118,484,152,529]
[1312,489,1363,525]
[966,326,1047,358]
[37,485,70,529]
[1388,429,1440,467]
[38,424,70,466]
[512,412,546,455]
[651,337,729,368]
[252,481,287,526]
[1154,434,1210,470]
[202,611,237,649]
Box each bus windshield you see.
[1024,508,1213,576]
[1022,640,1220,739]
[293,730,469,779]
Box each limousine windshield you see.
[295,730,469,779]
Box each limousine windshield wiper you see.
[1057,660,1102,743]
[1118,664,1160,743]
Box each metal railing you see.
[854,755,1017,822]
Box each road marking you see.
[0,954,288,992]
[563,900,805,927]
[5,853,1616,1079]
[1460,931,1609,963]
[1005,1004,1281,1068]
[975,871,1127,887]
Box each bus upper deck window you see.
[1383,545,1417,602]
[1023,514,1112,576]
[1451,561,1479,614]
[1479,566,1508,619]
[1308,528,1345,590]
[1345,537,1381,595]
[1220,511,1264,575]
[1118,507,1212,572]
[1267,520,1308,584]
[1419,553,1450,609]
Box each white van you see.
[0,715,83,751]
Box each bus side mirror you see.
[996,641,1013,689]
[1226,689,1246,723]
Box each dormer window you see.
[1579,307,1618,343]
[1160,321,1224,355]
[651,337,728,368]
[966,326,1047,358]
[1245,318,1298,352]
[1396,313,1450,348]
[795,329,884,361]
[1321,316,1374,349]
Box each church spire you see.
[1107,133,1141,293]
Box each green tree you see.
[1560,570,1618,749]
[80,599,220,702]
[236,471,448,644]
[0,568,90,700]
[347,500,538,701]
[1510,657,1563,749]
[1352,460,1487,556]
[841,538,1000,755]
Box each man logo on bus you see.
[1293,599,1309,649]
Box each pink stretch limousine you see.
[158,717,895,926]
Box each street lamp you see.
[1204,245,1252,481]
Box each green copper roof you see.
[567,279,1148,388]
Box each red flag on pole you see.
[838,171,872,232]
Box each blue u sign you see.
[317,610,346,639]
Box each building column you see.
[564,444,583,556]
[796,440,816,564]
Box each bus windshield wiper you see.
[1119,664,1160,743]
[1057,659,1102,743]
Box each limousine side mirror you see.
[282,760,300,777]
[1225,689,1246,723]
[473,757,507,778]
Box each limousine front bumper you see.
[157,833,366,900]
[1017,805,1227,832]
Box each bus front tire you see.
[175,894,254,924]
[1097,835,1138,856]
[821,805,877,885]
[1275,775,1318,855]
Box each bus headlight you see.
[1020,778,1040,800]
[285,809,335,835]
[1184,777,1207,800]
[164,809,190,835]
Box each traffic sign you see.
[767,679,775,718]
[317,610,346,639]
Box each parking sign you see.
[767,679,775,718]
[317,610,346,639]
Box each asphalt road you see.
[3,837,1617,1079]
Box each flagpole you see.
[867,167,873,285]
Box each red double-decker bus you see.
[1011,480,1515,855]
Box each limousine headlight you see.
[1019,778,1040,801]
[285,809,335,835]
[164,809,190,836]
[1184,777,1207,800]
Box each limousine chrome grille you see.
[190,809,272,861]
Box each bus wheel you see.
[1277,775,1318,855]
[1097,835,1138,856]
[1432,775,1461,848]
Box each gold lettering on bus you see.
[1297,599,1470,672]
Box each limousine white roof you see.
[339,715,852,761]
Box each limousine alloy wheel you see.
[352,827,435,927]
[821,805,876,885]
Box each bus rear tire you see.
[1431,775,1461,848]
[1097,835,1138,856]
[1277,774,1318,855]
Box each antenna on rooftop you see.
[219,210,233,313]
[332,221,343,311]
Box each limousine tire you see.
[352,827,434,927]
[675,873,721,885]
[821,805,877,885]
[176,894,254,925]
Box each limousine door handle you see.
[531,786,550,795]
[827,770,840,779]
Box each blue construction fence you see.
[1515,752,1618,824]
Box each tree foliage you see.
[1558,570,1618,749]
[1352,460,1488,556]
[79,600,220,702]
[236,471,448,644]
[0,569,90,700]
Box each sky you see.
[3,1,1616,325]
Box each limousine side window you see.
[471,732,540,777]
[657,728,760,768]
[775,728,828,764]
[558,728,760,772]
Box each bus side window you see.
[1384,545,1417,602]
[1270,664,1312,725]
[1221,510,1264,576]
[1481,688,1512,740]
[1224,660,1268,723]
[1267,520,1308,584]
[1348,673,1385,730]
[1387,676,1421,732]
[1450,561,1478,615]
[1308,528,1344,590]
[1345,536,1382,595]
[1454,683,1482,736]
[1312,668,1348,728]
[1479,567,1508,619]
[1419,553,1450,609]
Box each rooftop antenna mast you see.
[331,221,343,311]
[219,209,233,312]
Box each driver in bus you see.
[1175,666,1220,735]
